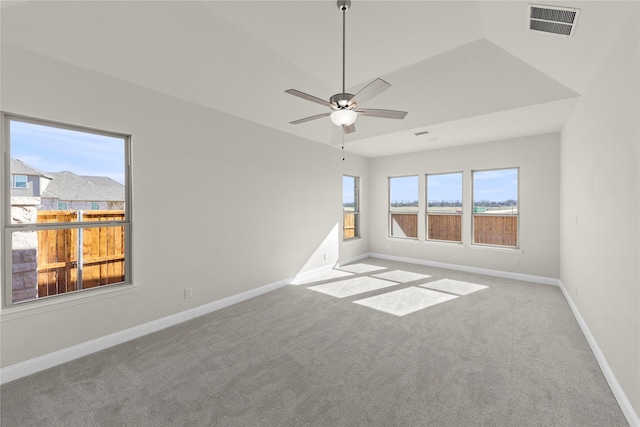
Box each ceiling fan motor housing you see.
[330,93,356,109]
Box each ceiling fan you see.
[285,0,407,135]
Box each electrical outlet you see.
[513,259,520,266]
[184,288,193,299]
[323,253,327,260]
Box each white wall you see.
[0,44,368,367]
[560,9,640,417]
[368,134,560,279]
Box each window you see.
[91,202,100,210]
[343,175,360,239]
[389,175,418,238]
[4,114,131,306]
[11,175,27,188]
[472,168,518,247]
[426,172,462,242]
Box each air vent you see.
[529,4,580,37]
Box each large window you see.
[389,175,418,239]
[472,168,518,247]
[426,172,462,242]
[3,114,131,306]
[343,175,360,240]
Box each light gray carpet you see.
[0,258,628,426]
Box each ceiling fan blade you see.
[348,78,391,107]
[290,112,331,125]
[343,123,356,134]
[357,109,408,120]
[285,89,334,108]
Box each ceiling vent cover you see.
[529,4,580,37]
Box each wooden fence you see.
[427,214,462,242]
[473,215,517,247]
[390,213,418,238]
[344,213,357,239]
[37,210,125,298]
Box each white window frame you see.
[2,113,132,307]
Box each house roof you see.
[10,158,49,177]
[41,171,124,202]
[1,1,638,157]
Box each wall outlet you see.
[323,253,327,260]
[513,259,520,266]
[184,288,193,299]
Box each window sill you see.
[387,236,420,242]
[1,283,138,322]
[343,236,362,242]
[422,240,464,248]
[468,244,523,254]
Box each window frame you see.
[342,175,360,240]
[2,113,132,307]
[388,175,419,240]
[471,167,519,249]
[426,171,463,243]
[11,174,27,189]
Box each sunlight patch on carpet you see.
[353,287,458,316]
[337,263,387,274]
[291,269,353,285]
[420,279,488,295]
[372,270,431,283]
[307,276,398,298]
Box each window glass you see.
[12,175,27,188]
[4,115,130,305]
[472,168,518,247]
[426,172,462,242]
[343,175,359,239]
[9,119,126,224]
[389,176,418,238]
[427,173,462,214]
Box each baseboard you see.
[290,263,337,285]
[558,281,640,427]
[338,252,371,267]
[367,252,560,286]
[0,277,291,385]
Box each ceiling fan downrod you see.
[338,0,351,95]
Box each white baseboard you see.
[290,263,338,285]
[558,281,640,427]
[338,252,371,267]
[0,277,291,385]
[367,252,560,286]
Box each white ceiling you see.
[1,1,635,157]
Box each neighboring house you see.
[9,158,52,198]
[41,172,125,210]
[10,158,125,210]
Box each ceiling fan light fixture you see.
[330,109,358,126]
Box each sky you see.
[9,120,126,184]
[385,170,518,204]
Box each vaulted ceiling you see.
[1,1,635,157]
